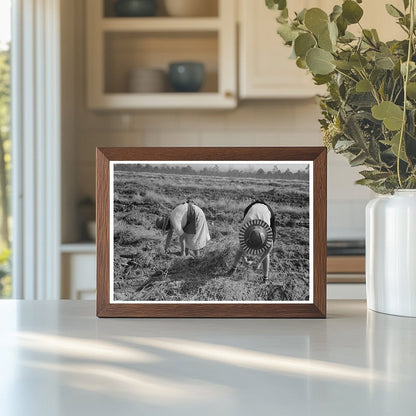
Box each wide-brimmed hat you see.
[156,215,170,232]
[239,219,273,255]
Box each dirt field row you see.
[113,171,310,302]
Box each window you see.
[0,0,11,298]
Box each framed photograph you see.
[96,147,326,318]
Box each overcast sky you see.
[189,163,309,172]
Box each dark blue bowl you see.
[168,62,205,93]
[114,0,158,17]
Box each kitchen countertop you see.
[0,300,415,415]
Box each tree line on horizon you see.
[114,163,309,180]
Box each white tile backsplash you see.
[327,153,374,200]
[199,129,257,146]
[179,111,227,130]
[142,130,200,147]
[76,131,136,163]
[133,112,180,130]
[328,199,369,240]
[327,153,373,239]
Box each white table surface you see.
[0,300,415,416]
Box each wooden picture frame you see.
[96,147,327,318]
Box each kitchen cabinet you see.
[238,0,325,99]
[86,0,237,109]
[238,0,404,99]
[358,0,404,41]
[61,245,96,300]
[86,0,404,107]
[327,256,366,299]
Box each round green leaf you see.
[371,101,404,131]
[306,48,335,75]
[356,79,372,92]
[375,55,395,70]
[277,23,298,43]
[266,0,287,11]
[318,28,333,52]
[342,0,364,24]
[407,82,416,99]
[330,5,342,22]
[280,7,288,19]
[277,0,287,10]
[339,31,356,43]
[350,54,368,70]
[318,21,338,52]
[385,132,408,162]
[328,21,338,43]
[385,4,403,18]
[304,8,329,35]
[296,57,307,69]
[362,29,378,46]
[401,61,416,76]
[333,60,352,70]
[294,33,316,57]
[336,15,348,36]
[371,29,380,42]
[296,8,307,23]
[313,74,332,85]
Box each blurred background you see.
[0,0,404,300]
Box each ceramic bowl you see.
[128,68,167,93]
[168,62,205,92]
[114,0,158,17]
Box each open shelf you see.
[104,31,218,94]
[91,92,234,109]
[87,0,236,109]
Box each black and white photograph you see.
[110,161,313,303]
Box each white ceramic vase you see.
[366,190,416,317]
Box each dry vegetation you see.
[113,171,310,302]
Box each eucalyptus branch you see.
[359,69,381,104]
[355,37,363,54]
[393,85,404,103]
[397,0,415,188]
[359,22,378,49]
[350,44,381,105]
[267,0,416,192]
[398,23,410,35]
[337,45,350,53]
[334,68,358,84]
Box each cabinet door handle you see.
[225,91,234,98]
